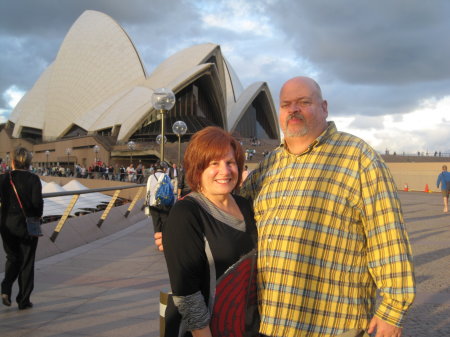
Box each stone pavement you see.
[0,191,449,336]
[0,218,166,337]
[399,191,450,336]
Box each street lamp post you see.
[172,121,187,167]
[151,88,175,163]
[65,148,72,175]
[127,140,136,164]
[93,145,100,164]
[155,134,167,166]
[45,150,50,169]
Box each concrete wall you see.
[387,162,450,192]
[247,161,449,193]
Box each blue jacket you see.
[437,171,450,190]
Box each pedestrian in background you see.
[0,147,43,310]
[436,164,450,213]
[145,162,171,233]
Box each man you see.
[436,164,450,212]
[168,163,179,195]
[176,165,190,199]
[239,76,415,337]
[126,163,135,182]
[155,76,415,337]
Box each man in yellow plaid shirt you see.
[241,77,415,337]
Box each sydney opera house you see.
[0,10,280,169]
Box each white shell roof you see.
[63,180,111,204]
[146,43,220,88]
[12,10,146,140]
[10,65,53,136]
[41,180,111,216]
[223,58,244,107]
[228,82,279,139]
[10,10,279,144]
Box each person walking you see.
[168,163,179,196]
[0,147,43,310]
[145,162,172,233]
[436,164,450,212]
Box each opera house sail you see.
[1,10,279,168]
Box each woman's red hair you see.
[183,126,244,192]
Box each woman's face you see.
[200,147,239,199]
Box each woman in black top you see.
[163,127,258,337]
[0,147,43,309]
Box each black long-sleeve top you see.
[163,192,257,332]
[0,170,43,237]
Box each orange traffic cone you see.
[404,183,409,192]
[424,184,429,193]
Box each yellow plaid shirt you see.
[241,122,415,337]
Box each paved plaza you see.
[0,191,449,336]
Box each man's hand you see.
[367,316,402,337]
[154,232,164,251]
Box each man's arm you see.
[361,157,416,328]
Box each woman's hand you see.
[154,232,164,251]
[191,326,213,337]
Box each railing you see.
[36,171,149,183]
[43,184,146,242]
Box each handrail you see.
[43,183,147,242]
[42,184,146,198]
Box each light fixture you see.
[172,120,187,167]
[151,88,175,163]
[127,140,136,164]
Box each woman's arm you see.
[163,200,211,332]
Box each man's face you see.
[279,78,328,139]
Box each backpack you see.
[155,174,174,207]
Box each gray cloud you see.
[263,0,450,122]
[348,115,384,130]
[373,124,450,154]
[0,0,199,109]
[1,0,449,152]
[268,0,450,84]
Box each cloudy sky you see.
[1,0,449,154]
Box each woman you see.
[163,127,258,337]
[0,147,43,309]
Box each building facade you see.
[0,10,280,169]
